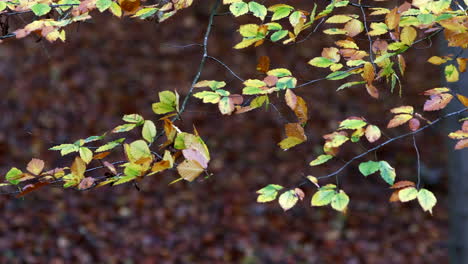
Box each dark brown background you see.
[0,2,453,263]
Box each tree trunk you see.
[447,47,468,263]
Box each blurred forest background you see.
[0,1,463,263]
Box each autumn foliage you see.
[0,0,467,216]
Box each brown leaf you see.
[372,39,388,53]
[78,177,96,190]
[177,159,204,182]
[285,123,307,141]
[103,161,117,175]
[423,93,454,111]
[16,182,50,198]
[366,83,379,99]
[256,56,270,73]
[321,47,340,62]
[26,158,45,175]
[363,62,375,84]
[151,160,171,174]
[294,188,305,201]
[229,94,244,105]
[264,75,278,87]
[408,118,420,131]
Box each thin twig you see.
[297,107,467,186]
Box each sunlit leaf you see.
[278,190,299,211]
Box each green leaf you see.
[267,68,292,77]
[79,147,93,164]
[124,163,143,177]
[358,161,380,176]
[142,120,157,144]
[379,161,396,185]
[112,123,137,133]
[96,138,125,152]
[243,86,267,95]
[152,91,177,114]
[248,2,267,20]
[326,71,352,80]
[338,119,367,130]
[31,3,52,16]
[311,188,336,206]
[239,24,259,38]
[0,2,7,12]
[133,7,158,19]
[122,114,144,124]
[49,143,79,156]
[308,57,334,68]
[270,30,289,42]
[5,168,23,185]
[276,77,297,89]
[230,2,249,17]
[417,188,437,214]
[278,190,299,211]
[96,0,112,12]
[257,184,283,203]
[128,140,151,161]
[331,191,349,211]
[336,81,366,91]
[113,175,137,185]
[309,154,333,166]
[271,6,293,21]
[193,91,221,104]
[398,187,418,202]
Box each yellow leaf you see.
[400,26,417,46]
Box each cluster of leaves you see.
[0,0,467,217]
[1,90,210,195]
[0,0,194,43]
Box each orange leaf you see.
[294,96,308,124]
[455,139,468,150]
[387,114,412,128]
[285,89,297,111]
[256,56,270,73]
[363,62,375,84]
[390,180,415,189]
[389,190,401,202]
[118,0,140,14]
[457,94,468,107]
[93,151,111,160]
